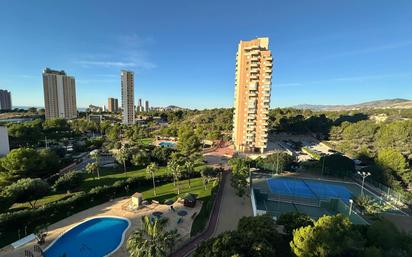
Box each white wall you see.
[0,126,10,156]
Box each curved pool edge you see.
[43,215,131,257]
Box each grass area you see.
[9,193,73,211]
[80,166,169,191]
[6,165,208,212]
[302,147,321,160]
[144,177,214,202]
[140,138,154,145]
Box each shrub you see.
[53,171,84,192]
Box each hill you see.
[292,98,412,111]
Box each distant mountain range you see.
[292,98,412,111]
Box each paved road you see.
[169,172,227,257]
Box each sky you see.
[0,0,411,109]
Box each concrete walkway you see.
[213,172,253,236]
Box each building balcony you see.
[248,83,258,90]
[250,74,259,80]
[251,56,259,62]
[250,62,259,68]
[250,68,259,74]
[261,109,269,114]
[251,51,259,56]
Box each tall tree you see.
[290,214,362,257]
[184,160,195,188]
[2,178,50,208]
[177,126,202,158]
[89,150,101,179]
[85,162,99,180]
[146,163,158,196]
[114,147,131,173]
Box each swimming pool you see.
[159,141,176,148]
[44,217,130,257]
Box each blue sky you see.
[0,0,411,109]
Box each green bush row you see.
[0,173,181,247]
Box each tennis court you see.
[267,177,353,203]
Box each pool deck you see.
[0,196,201,257]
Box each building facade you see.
[42,68,77,120]
[108,97,119,112]
[0,126,10,156]
[121,70,135,125]
[145,100,149,112]
[138,98,143,112]
[0,89,12,111]
[232,37,273,153]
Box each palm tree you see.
[146,163,158,196]
[184,160,195,189]
[167,160,178,186]
[127,216,179,257]
[86,162,99,180]
[114,147,130,174]
[175,165,184,195]
[89,150,101,179]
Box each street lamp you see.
[357,171,371,196]
[349,199,353,216]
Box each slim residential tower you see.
[0,89,12,111]
[232,37,273,153]
[121,70,135,125]
[42,68,77,120]
[145,100,149,112]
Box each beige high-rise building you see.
[232,37,273,153]
[42,68,77,120]
[121,70,135,125]
[108,97,119,112]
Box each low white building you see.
[0,126,10,156]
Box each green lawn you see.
[142,177,215,203]
[7,165,210,211]
[9,193,74,211]
[80,166,169,191]
[140,138,154,145]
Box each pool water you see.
[159,141,176,148]
[44,217,129,257]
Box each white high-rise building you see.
[42,68,77,120]
[121,70,135,125]
[0,126,10,156]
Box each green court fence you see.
[320,198,368,225]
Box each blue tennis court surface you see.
[267,177,352,203]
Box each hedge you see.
[0,173,180,247]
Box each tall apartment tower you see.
[42,68,77,120]
[108,97,119,112]
[0,89,12,111]
[121,70,135,125]
[138,98,143,112]
[145,100,149,112]
[232,37,273,153]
